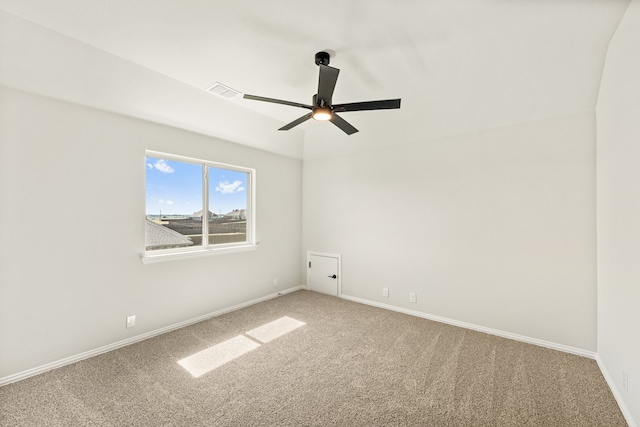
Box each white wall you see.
[303,111,597,352]
[596,0,640,424]
[0,86,302,379]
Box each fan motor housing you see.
[312,94,331,107]
[315,51,330,66]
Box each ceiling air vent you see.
[206,82,241,99]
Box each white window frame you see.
[142,150,257,264]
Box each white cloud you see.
[216,180,245,194]
[147,163,153,169]
[158,199,165,204]
[154,159,175,174]
[166,200,174,205]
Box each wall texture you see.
[596,0,640,423]
[303,112,597,352]
[0,86,302,379]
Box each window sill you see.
[141,244,258,264]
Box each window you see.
[143,151,255,262]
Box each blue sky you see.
[145,157,247,216]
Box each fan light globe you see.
[312,107,332,121]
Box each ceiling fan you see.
[243,51,401,135]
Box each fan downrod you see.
[315,51,330,66]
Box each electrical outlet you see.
[409,292,417,303]
[623,371,628,392]
[273,278,279,287]
[126,315,136,329]
[383,288,389,298]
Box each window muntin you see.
[144,152,254,257]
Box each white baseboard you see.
[0,286,305,387]
[596,354,638,427]
[340,294,597,359]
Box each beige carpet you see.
[0,290,627,426]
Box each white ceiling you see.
[0,0,630,159]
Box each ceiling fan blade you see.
[243,94,313,110]
[279,112,313,131]
[317,65,340,103]
[333,99,401,112]
[330,113,359,135]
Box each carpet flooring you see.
[0,290,627,426]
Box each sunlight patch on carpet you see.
[178,335,260,378]
[245,316,306,343]
[178,316,306,378]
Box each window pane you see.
[208,167,248,245]
[145,157,203,251]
